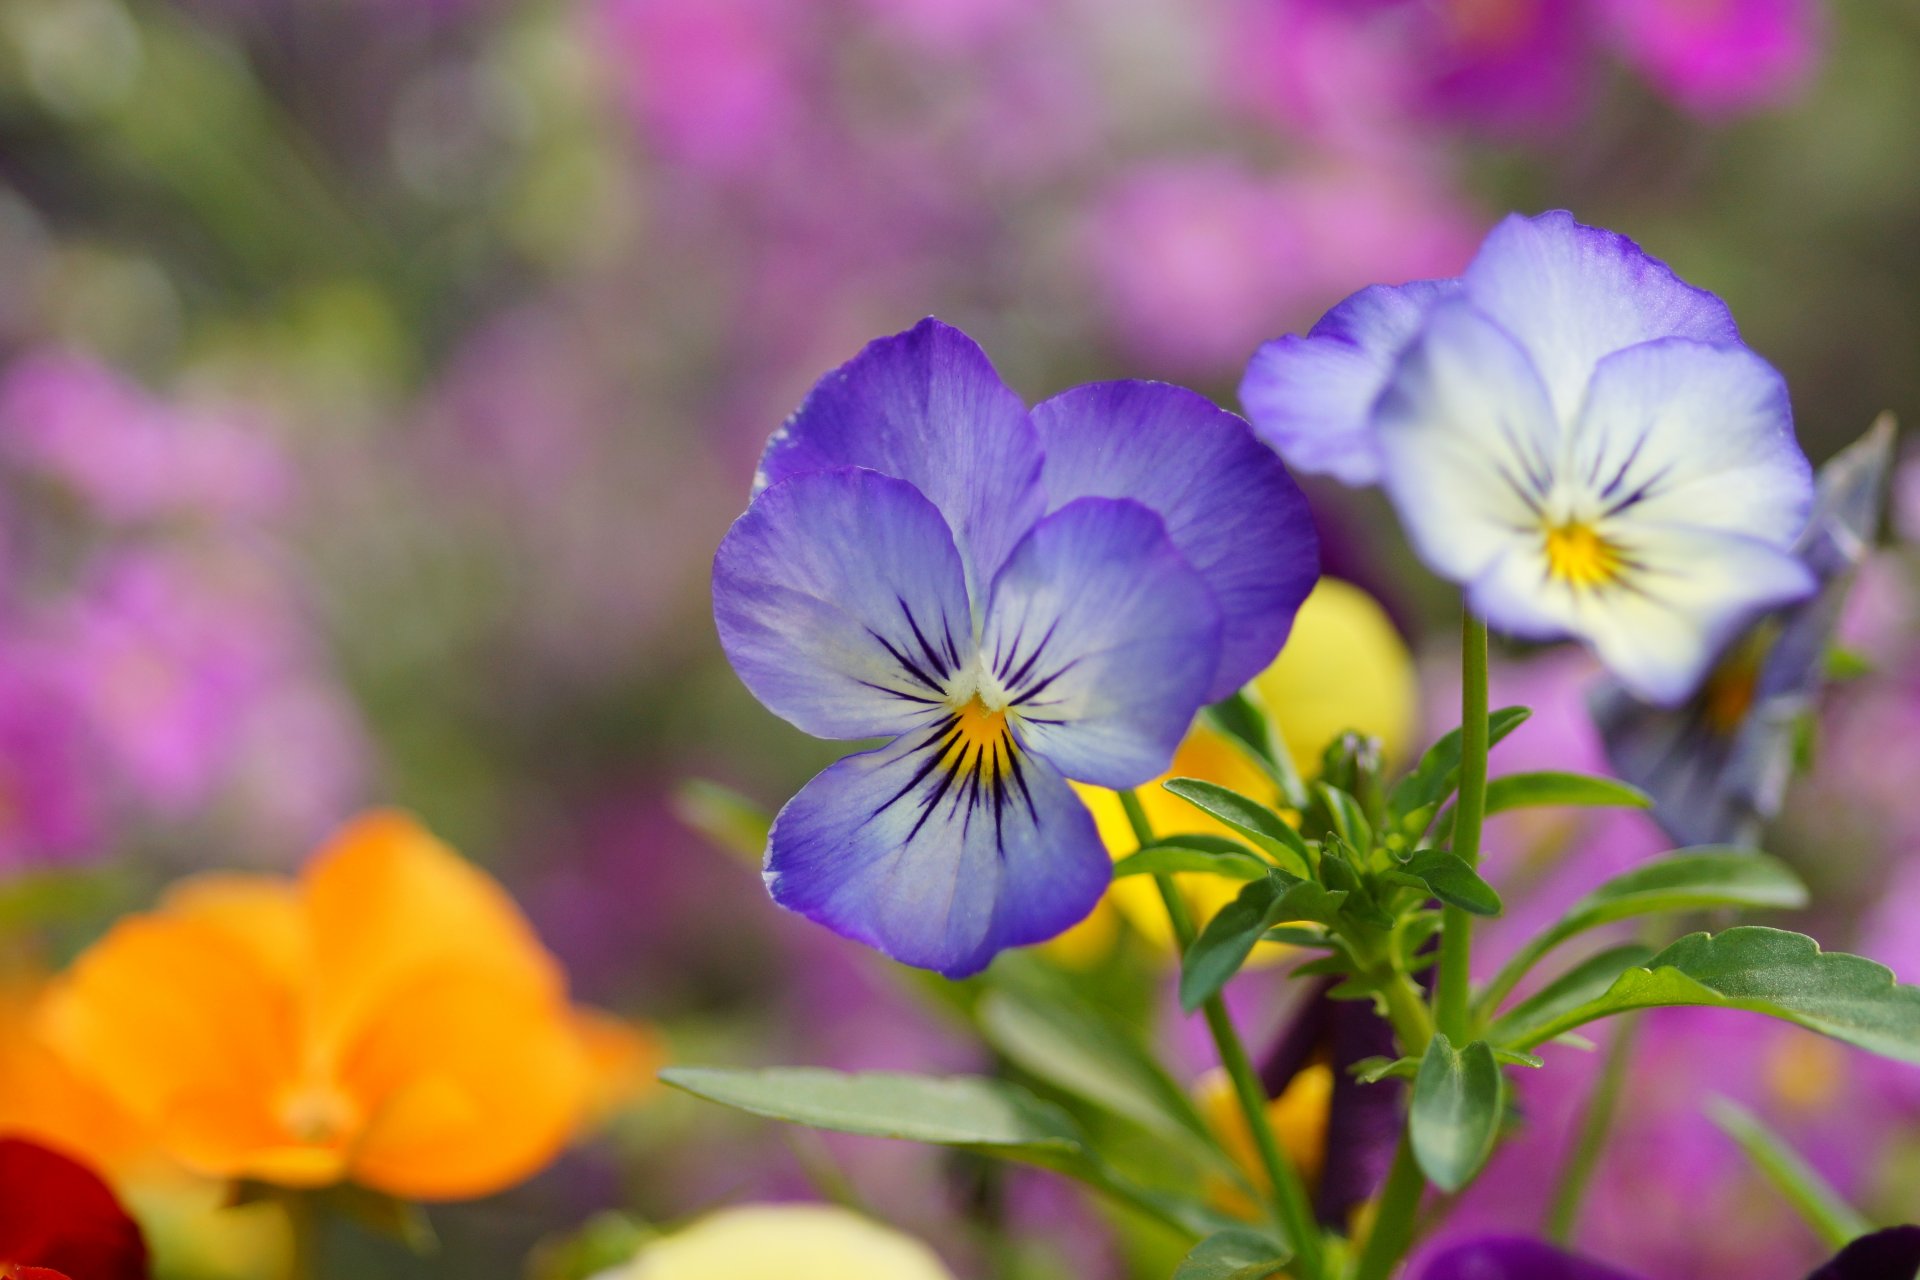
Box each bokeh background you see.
[2,0,1920,1277]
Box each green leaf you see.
[1162,778,1311,875]
[1487,944,1656,1044]
[661,1067,1086,1160]
[1320,853,1392,928]
[1314,782,1373,854]
[1510,927,1920,1062]
[1390,707,1531,825]
[1483,771,1652,815]
[1538,850,1805,952]
[1825,647,1875,683]
[1706,1096,1872,1248]
[1179,875,1344,1012]
[1410,1035,1503,1193]
[1173,1229,1292,1280]
[673,780,772,866]
[1112,842,1270,882]
[1400,850,1503,916]
[976,989,1218,1156]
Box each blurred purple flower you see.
[1421,1228,1920,1280]
[0,645,104,873]
[0,350,293,527]
[1600,0,1820,118]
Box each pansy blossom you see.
[1593,417,1893,846]
[1242,210,1816,705]
[714,318,1318,976]
[0,1138,148,1280]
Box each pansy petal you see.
[0,1138,149,1280]
[765,733,1109,977]
[982,498,1222,788]
[1804,1227,1920,1280]
[1032,381,1319,699]
[1475,524,1815,705]
[1419,1236,1645,1280]
[1375,300,1563,586]
[1239,280,1460,486]
[1463,211,1740,422]
[1570,337,1811,546]
[714,468,975,740]
[754,318,1045,592]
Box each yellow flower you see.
[1194,1063,1333,1220]
[602,1204,954,1280]
[1050,578,1415,962]
[38,810,656,1203]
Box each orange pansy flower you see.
[38,811,656,1203]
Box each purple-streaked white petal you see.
[1570,337,1811,547]
[1419,1237,1646,1280]
[754,317,1045,593]
[1239,279,1460,486]
[981,498,1222,789]
[1032,381,1319,700]
[764,730,1108,977]
[713,468,973,740]
[1375,300,1563,585]
[1462,211,1740,422]
[1474,524,1814,705]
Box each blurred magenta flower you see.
[714,318,1318,974]
[1420,1226,1920,1280]
[1599,0,1820,118]
[0,350,292,527]
[0,646,104,874]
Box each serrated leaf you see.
[1163,778,1311,875]
[1410,1035,1503,1193]
[1112,843,1271,881]
[1401,850,1502,916]
[1179,875,1343,1012]
[1173,1228,1292,1280]
[1390,707,1532,825]
[1487,945,1656,1044]
[661,1068,1087,1159]
[977,990,1217,1157]
[1509,928,1920,1061]
[1483,771,1652,815]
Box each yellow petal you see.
[1251,578,1417,775]
[621,1204,954,1280]
[570,1006,663,1122]
[160,875,308,986]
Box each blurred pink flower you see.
[0,646,104,873]
[0,350,293,527]
[1600,0,1819,118]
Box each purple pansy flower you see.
[713,318,1319,976]
[1242,210,1817,706]
[1420,1227,1920,1280]
[1592,418,1893,847]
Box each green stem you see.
[1121,790,1325,1279]
[1545,1014,1641,1243]
[284,1192,320,1280]
[1434,609,1490,1044]
[1379,972,1435,1055]
[1351,1134,1425,1280]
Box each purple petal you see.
[1462,211,1741,423]
[764,730,1108,977]
[982,498,1222,789]
[755,318,1045,594]
[713,468,973,740]
[1804,1227,1920,1280]
[1239,279,1459,487]
[1032,381,1319,699]
[1419,1237,1647,1280]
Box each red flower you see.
[0,1138,147,1280]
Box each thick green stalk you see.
[284,1193,320,1280]
[1545,1013,1642,1242]
[1433,610,1490,1043]
[1350,1134,1425,1280]
[1121,790,1325,1279]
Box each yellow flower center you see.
[944,696,1016,784]
[277,1081,359,1145]
[1542,521,1625,590]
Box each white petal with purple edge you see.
[765,729,1109,977]
[1463,211,1740,423]
[713,468,974,740]
[1239,279,1460,487]
[980,498,1222,789]
[1033,381,1318,700]
[754,318,1045,596]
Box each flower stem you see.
[1121,789,1325,1279]
[284,1192,320,1280]
[1433,609,1489,1044]
[1545,1013,1641,1243]
[1351,1133,1424,1280]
